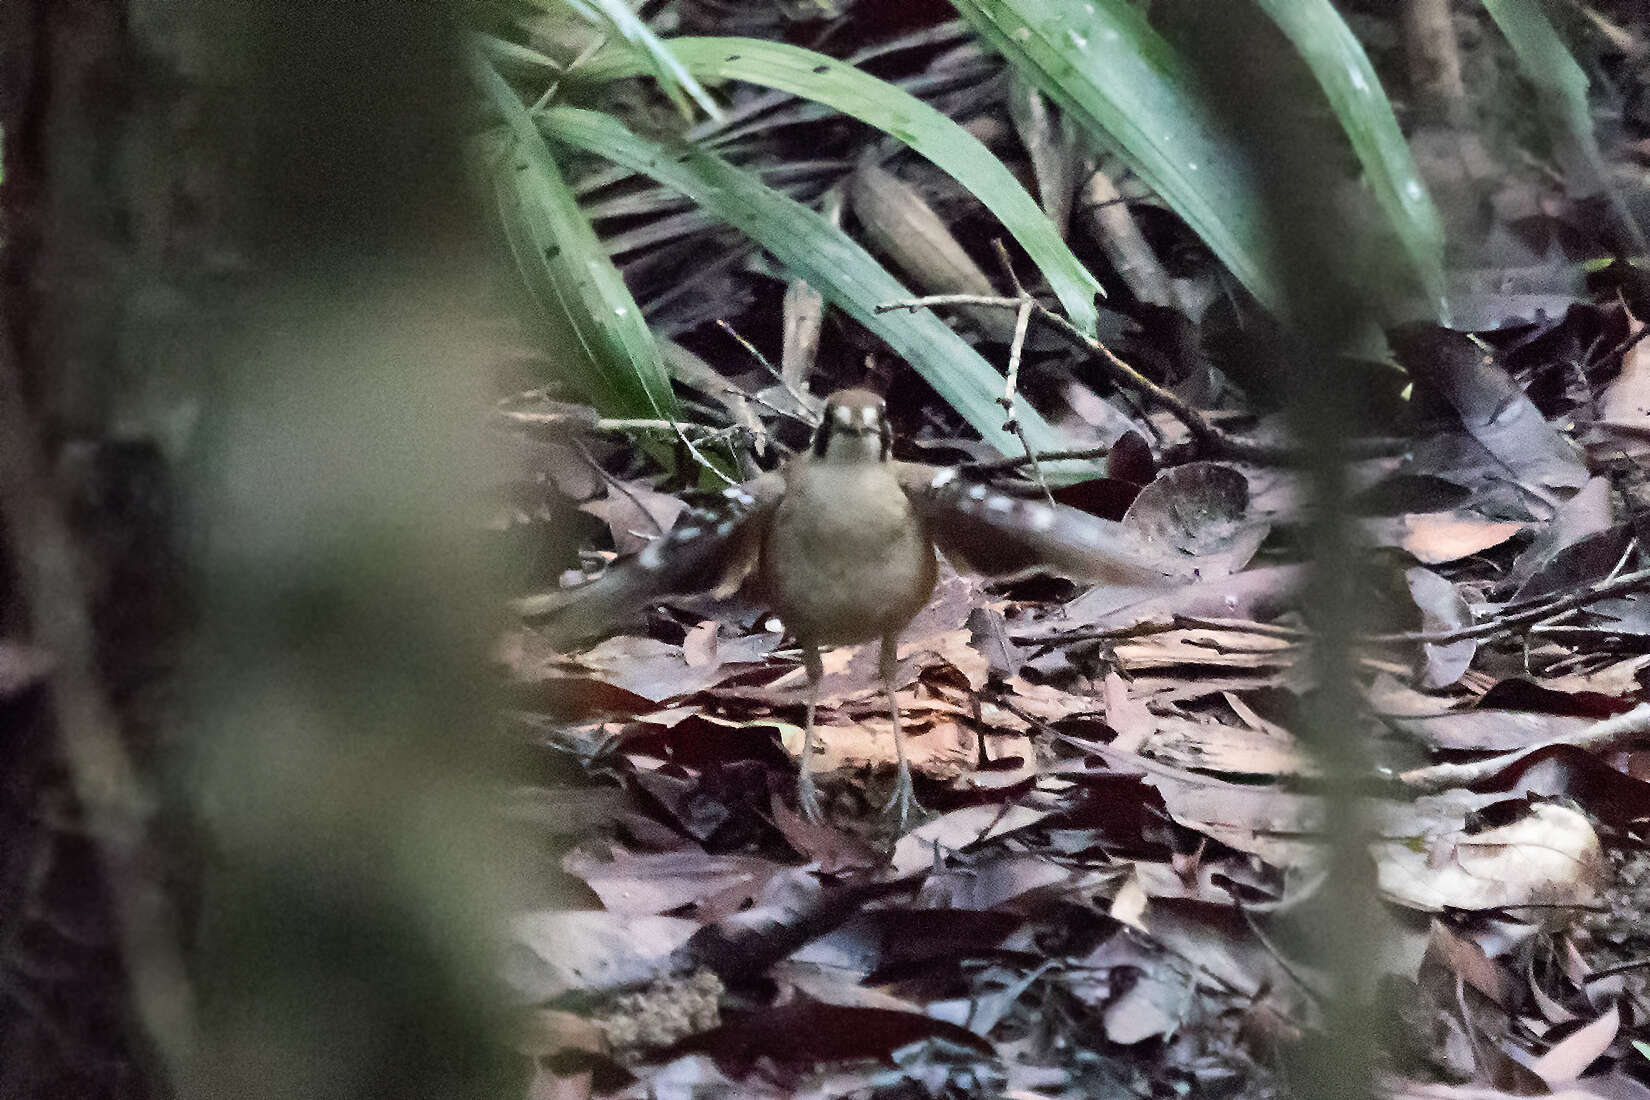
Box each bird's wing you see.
[520,472,785,646]
[897,462,1179,586]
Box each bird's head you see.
[812,388,892,464]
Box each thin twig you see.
[1033,568,1650,649]
[1361,566,1650,645]
[990,241,1055,508]
[716,318,817,419]
[876,292,1391,466]
[490,406,745,440]
[669,422,740,487]
[570,437,667,539]
[1399,701,1650,792]
[0,333,198,1088]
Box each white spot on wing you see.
[639,543,665,570]
[1028,507,1056,532]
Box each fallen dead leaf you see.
[1529,1004,1621,1085]
[562,845,787,915]
[1141,711,1313,778]
[1374,803,1603,922]
[1406,567,1477,689]
[1111,627,1296,674]
[504,911,697,1002]
[579,482,688,555]
[1362,511,1527,564]
[889,802,1055,878]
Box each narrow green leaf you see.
[536,0,724,122]
[1481,0,1647,252]
[1253,0,1450,321]
[474,57,678,419]
[948,0,1288,316]
[576,37,1104,335]
[475,33,564,78]
[542,106,1087,470]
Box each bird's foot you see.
[883,763,923,833]
[797,769,825,824]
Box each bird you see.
[532,388,1179,829]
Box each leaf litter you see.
[487,9,1650,1097]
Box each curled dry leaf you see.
[1121,462,1266,580]
[1392,326,1589,497]
[1374,803,1603,923]
[1508,477,1613,590]
[1405,567,1477,689]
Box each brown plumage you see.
[532,389,1177,829]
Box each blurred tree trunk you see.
[1,3,524,1098]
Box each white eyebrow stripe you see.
[639,542,665,570]
[968,485,988,500]
[834,405,855,425]
[929,468,957,489]
[1027,507,1056,531]
[986,495,1013,513]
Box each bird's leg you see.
[880,633,921,831]
[796,641,826,823]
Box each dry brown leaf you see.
[1425,919,1513,1008]
[1369,674,1588,750]
[1582,311,1650,458]
[1406,567,1477,689]
[783,710,978,780]
[1111,628,1295,673]
[1142,712,1313,777]
[1104,969,1191,1044]
[504,911,697,1002]
[682,620,719,669]
[889,802,1055,878]
[1103,672,1155,752]
[579,482,688,555]
[1362,511,1527,564]
[1109,868,1149,930]
[1374,803,1603,921]
[562,846,787,915]
[1529,1005,1621,1085]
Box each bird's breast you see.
[760,464,936,646]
